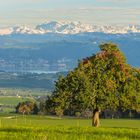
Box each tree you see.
[16,101,39,115]
[16,103,31,115]
[39,101,47,115]
[46,43,140,127]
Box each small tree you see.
[16,101,39,115]
[55,107,64,117]
[18,104,31,115]
[39,101,47,115]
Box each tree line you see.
[16,43,140,127]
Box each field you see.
[0,88,49,113]
[0,88,140,140]
[0,115,140,140]
[0,88,49,97]
[0,97,33,106]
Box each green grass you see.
[0,97,33,106]
[0,96,35,113]
[0,115,140,140]
[0,126,140,140]
[0,88,50,113]
[0,115,140,128]
[0,88,49,97]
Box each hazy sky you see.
[0,0,140,27]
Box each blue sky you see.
[0,0,140,27]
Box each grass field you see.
[0,87,140,140]
[0,88,49,97]
[0,96,34,113]
[0,115,140,140]
[0,87,49,113]
[0,97,33,106]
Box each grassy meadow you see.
[0,115,140,140]
[0,88,49,97]
[0,96,33,106]
[0,88,139,140]
[0,88,49,113]
[0,96,34,113]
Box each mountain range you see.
[0,21,139,73]
[0,21,140,35]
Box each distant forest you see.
[0,71,67,90]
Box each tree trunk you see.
[92,109,100,127]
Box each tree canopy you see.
[46,43,140,118]
[16,101,39,115]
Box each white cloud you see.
[0,0,139,27]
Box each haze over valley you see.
[0,21,140,74]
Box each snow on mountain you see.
[36,21,94,34]
[0,21,140,35]
[13,26,46,34]
[0,27,13,35]
[36,21,140,34]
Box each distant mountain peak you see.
[36,21,93,34]
[0,21,140,35]
[0,27,13,35]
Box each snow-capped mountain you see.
[0,27,13,35]
[36,21,94,34]
[0,21,140,35]
[0,21,140,72]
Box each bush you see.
[81,109,92,118]
[55,107,64,117]
[75,112,81,118]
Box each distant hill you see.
[0,21,139,73]
[0,71,67,90]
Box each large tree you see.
[46,43,140,127]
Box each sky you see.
[0,0,140,27]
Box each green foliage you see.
[55,107,64,117]
[16,101,39,115]
[38,101,47,115]
[46,43,140,117]
[75,112,81,117]
[100,43,120,52]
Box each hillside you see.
[0,21,139,73]
[0,71,67,90]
